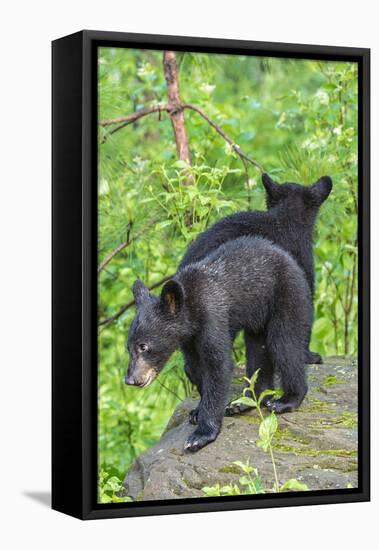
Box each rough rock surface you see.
[124,357,358,500]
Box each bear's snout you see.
[125,359,158,388]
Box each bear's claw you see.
[184,430,218,452]
[224,402,252,416]
[266,397,297,414]
[189,408,199,425]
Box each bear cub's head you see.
[262,173,333,212]
[125,279,185,388]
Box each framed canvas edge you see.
[56,29,371,58]
[52,30,370,520]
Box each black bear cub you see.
[125,236,312,452]
[180,173,332,365]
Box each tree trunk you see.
[163,51,192,175]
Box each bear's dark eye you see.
[138,343,148,353]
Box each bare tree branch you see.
[97,219,158,273]
[99,102,265,174]
[100,103,171,140]
[98,239,132,274]
[100,104,169,127]
[98,274,175,327]
[100,105,165,127]
[182,103,264,173]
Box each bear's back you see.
[179,206,315,295]
[178,235,310,327]
[179,211,272,269]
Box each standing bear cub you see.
[125,236,312,452]
[180,173,333,365]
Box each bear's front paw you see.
[189,407,199,425]
[184,428,218,452]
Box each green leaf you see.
[202,485,221,497]
[312,317,331,339]
[280,479,309,492]
[232,460,255,474]
[172,160,190,169]
[256,439,269,452]
[257,389,277,406]
[249,369,260,388]
[231,396,256,408]
[155,220,173,230]
[237,130,256,142]
[238,476,251,486]
[106,476,122,492]
[258,412,278,450]
[221,484,241,495]
[99,178,110,196]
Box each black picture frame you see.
[52,30,370,520]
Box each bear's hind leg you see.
[306,350,322,364]
[248,333,275,399]
[225,332,274,415]
[266,325,308,414]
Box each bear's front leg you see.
[182,344,203,425]
[184,332,233,452]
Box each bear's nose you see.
[124,373,135,385]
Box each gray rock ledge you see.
[124,357,358,500]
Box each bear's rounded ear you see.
[160,280,184,316]
[262,173,281,198]
[306,176,333,206]
[132,279,150,307]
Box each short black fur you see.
[180,173,332,364]
[126,236,312,452]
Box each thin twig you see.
[156,377,182,401]
[241,156,252,210]
[98,273,175,327]
[344,247,357,355]
[346,246,357,316]
[97,219,158,273]
[182,103,264,173]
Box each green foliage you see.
[98,470,132,503]
[203,460,264,496]
[98,48,358,499]
[202,372,309,496]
